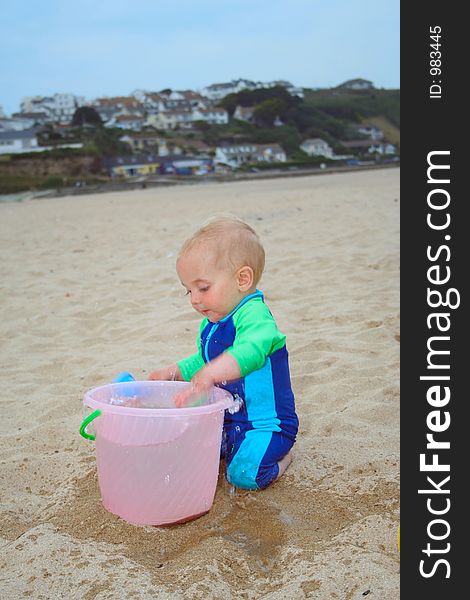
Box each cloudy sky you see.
[0,0,399,115]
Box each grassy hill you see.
[302,88,400,128]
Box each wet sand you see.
[0,168,400,598]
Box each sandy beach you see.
[0,168,400,599]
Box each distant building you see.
[12,112,50,126]
[20,94,86,122]
[215,143,286,167]
[337,78,374,90]
[192,107,229,125]
[202,79,258,101]
[93,96,145,124]
[351,125,384,140]
[203,78,304,101]
[106,114,146,131]
[300,138,334,159]
[340,140,397,155]
[103,154,161,177]
[158,155,214,175]
[148,109,194,130]
[0,116,35,132]
[233,105,255,123]
[0,129,40,154]
[264,80,304,98]
[119,132,168,153]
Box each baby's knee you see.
[226,460,259,489]
[226,460,279,490]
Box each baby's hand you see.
[173,370,215,407]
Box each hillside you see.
[302,87,400,128]
[1,86,400,193]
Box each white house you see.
[300,138,334,159]
[337,78,374,90]
[340,140,397,155]
[233,105,255,123]
[215,143,286,168]
[256,144,286,162]
[20,94,86,122]
[92,96,144,123]
[148,109,194,130]
[0,129,39,154]
[264,80,304,98]
[202,79,258,101]
[12,112,50,126]
[106,114,146,131]
[352,125,384,140]
[192,107,229,125]
[0,116,36,132]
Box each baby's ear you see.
[237,266,254,291]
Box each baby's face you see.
[176,245,242,323]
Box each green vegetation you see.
[0,173,103,194]
[210,86,400,155]
[303,88,400,128]
[71,106,103,127]
[219,85,301,117]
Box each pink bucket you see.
[80,381,235,526]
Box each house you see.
[20,94,86,122]
[94,96,142,110]
[106,114,146,131]
[337,78,374,90]
[178,91,209,108]
[165,137,212,156]
[256,144,286,162]
[0,128,83,154]
[103,154,161,177]
[215,143,286,168]
[148,109,194,130]
[351,125,384,140]
[12,112,50,126]
[192,107,229,125]
[264,80,304,98]
[202,79,258,101]
[233,106,255,123]
[158,155,214,175]
[0,116,36,132]
[300,138,334,159]
[0,129,40,154]
[340,140,397,155]
[119,132,169,153]
[93,97,145,124]
[132,91,166,115]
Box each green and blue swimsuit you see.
[177,290,298,489]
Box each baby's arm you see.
[173,352,240,407]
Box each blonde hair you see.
[178,215,265,284]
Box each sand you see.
[0,168,400,599]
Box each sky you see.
[0,0,399,115]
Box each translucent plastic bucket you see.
[80,381,235,526]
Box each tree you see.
[71,106,103,127]
[253,98,288,128]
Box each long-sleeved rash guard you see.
[177,290,298,440]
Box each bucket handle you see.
[79,409,102,441]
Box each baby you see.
[149,216,299,490]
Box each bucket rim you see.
[83,380,235,417]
